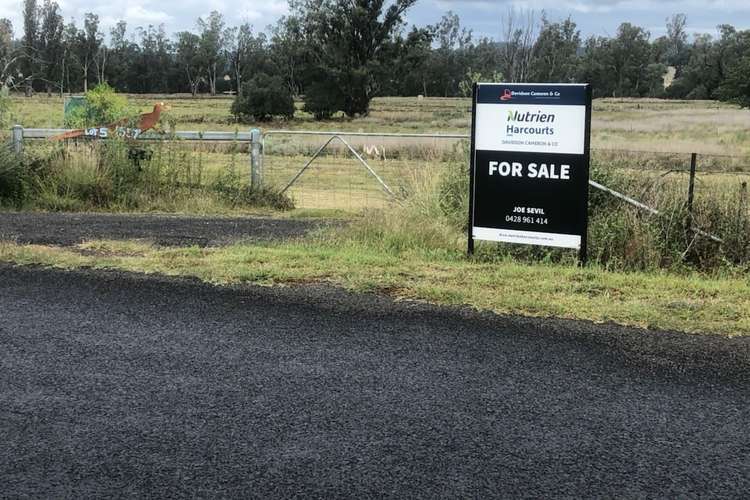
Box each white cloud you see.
[0,0,289,38]
[124,5,173,24]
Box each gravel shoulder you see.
[1,264,749,497]
[0,211,331,247]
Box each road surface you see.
[1,264,748,497]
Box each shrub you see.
[303,79,345,120]
[232,74,295,122]
[65,83,131,128]
[716,56,750,108]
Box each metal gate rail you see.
[278,134,396,197]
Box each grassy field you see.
[9,94,750,155]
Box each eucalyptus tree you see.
[530,16,580,83]
[297,0,418,117]
[176,31,204,96]
[429,11,472,97]
[22,0,38,95]
[38,0,64,94]
[74,13,102,92]
[226,23,269,97]
[0,18,18,90]
[197,11,227,95]
[269,15,306,96]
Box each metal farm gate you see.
[260,130,468,210]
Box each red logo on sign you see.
[500,89,512,101]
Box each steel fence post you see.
[687,152,697,221]
[683,152,698,256]
[11,125,23,154]
[250,128,263,188]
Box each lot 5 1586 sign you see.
[467,83,592,263]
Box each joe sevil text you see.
[469,83,592,253]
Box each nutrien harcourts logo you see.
[505,110,556,136]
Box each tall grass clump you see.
[333,167,464,258]
[212,152,294,210]
[0,146,33,207]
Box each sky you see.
[1,0,749,41]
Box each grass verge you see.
[1,237,748,337]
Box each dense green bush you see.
[65,83,132,128]
[232,74,295,122]
[716,56,750,107]
[303,79,346,120]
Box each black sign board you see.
[468,83,592,262]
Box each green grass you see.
[1,237,748,336]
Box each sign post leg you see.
[578,235,588,267]
[467,83,478,257]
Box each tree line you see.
[2,0,750,118]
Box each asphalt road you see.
[1,264,749,498]
[0,212,328,247]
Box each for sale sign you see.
[468,83,592,259]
